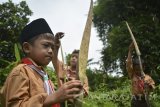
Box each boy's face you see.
[133,64,141,72]
[27,37,54,66]
[133,64,145,75]
[70,53,78,67]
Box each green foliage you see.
[86,70,160,107]
[151,65,160,84]
[93,0,160,79]
[150,84,160,107]
[0,41,21,87]
[86,67,160,107]
[65,53,71,66]
[44,66,58,88]
[14,43,21,61]
[0,58,10,67]
[84,84,130,107]
[0,43,21,86]
[87,69,131,107]
[87,68,130,91]
[86,69,105,91]
[0,0,32,68]
[83,93,117,107]
[0,61,17,86]
[84,84,160,107]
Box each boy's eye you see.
[43,44,49,48]
[51,45,54,50]
[72,55,78,59]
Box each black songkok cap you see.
[20,18,54,44]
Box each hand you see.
[54,32,64,47]
[54,80,83,103]
[68,77,76,81]
[144,75,155,89]
[52,32,64,57]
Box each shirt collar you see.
[21,57,43,70]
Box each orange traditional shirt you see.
[126,59,155,95]
[131,74,155,95]
[0,58,60,107]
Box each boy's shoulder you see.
[8,64,29,77]
[2,64,30,92]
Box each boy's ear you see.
[22,42,32,54]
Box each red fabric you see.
[21,58,60,107]
[52,104,60,107]
[21,58,33,65]
[137,79,144,91]
[49,80,55,92]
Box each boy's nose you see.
[72,57,76,61]
[48,47,53,54]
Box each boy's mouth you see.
[46,56,52,60]
[71,61,77,65]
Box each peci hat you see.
[20,18,54,44]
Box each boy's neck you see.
[22,57,44,70]
[70,66,77,72]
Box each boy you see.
[52,33,89,96]
[0,18,82,107]
[126,42,155,107]
[52,34,89,106]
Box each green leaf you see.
[0,59,11,65]
[14,43,21,61]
